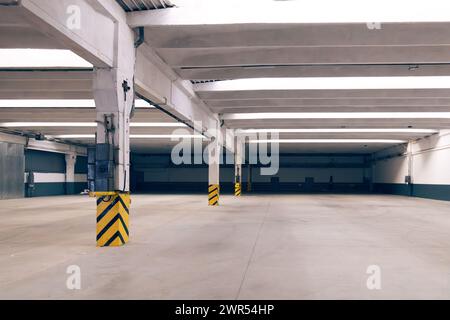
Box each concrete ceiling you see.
[2,0,450,154]
[0,6,64,49]
[134,3,450,153]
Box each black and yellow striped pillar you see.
[234,183,242,197]
[93,192,130,247]
[208,184,220,206]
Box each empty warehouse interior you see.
[2,0,450,303]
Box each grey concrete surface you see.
[1,194,450,299]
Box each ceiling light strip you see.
[238,128,438,133]
[0,122,187,127]
[249,139,407,144]
[224,112,450,120]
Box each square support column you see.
[93,68,133,247]
[208,123,222,206]
[92,22,136,247]
[247,164,252,192]
[234,137,243,197]
[65,153,77,195]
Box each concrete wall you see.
[25,150,87,197]
[0,142,24,200]
[132,153,369,194]
[372,130,450,201]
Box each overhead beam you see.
[211,106,450,114]
[0,131,86,155]
[177,64,450,81]
[135,44,232,149]
[196,89,450,101]
[0,70,93,99]
[138,23,450,49]
[17,0,116,67]
[156,46,450,68]
[223,119,450,130]
[205,98,450,108]
[1,0,228,149]
[0,26,64,49]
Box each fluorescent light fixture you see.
[239,128,438,134]
[224,112,450,120]
[0,100,95,108]
[249,139,407,144]
[198,77,450,91]
[53,134,95,139]
[0,99,151,108]
[0,122,186,127]
[0,49,92,68]
[51,134,204,139]
[131,123,187,127]
[0,122,97,127]
[131,134,205,139]
[135,100,153,108]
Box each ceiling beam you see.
[139,23,450,49]
[16,0,116,67]
[205,98,450,108]
[0,131,87,155]
[135,44,221,138]
[223,119,450,130]
[1,1,227,147]
[157,46,450,68]
[196,89,450,100]
[177,64,450,81]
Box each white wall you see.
[372,130,450,185]
[412,131,450,185]
[373,156,408,184]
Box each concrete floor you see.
[1,194,450,299]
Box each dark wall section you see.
[30,182,66,197]
[131,153,371,194]
[375,183,450,201]
[373,183,411,197]
[25,149,87,197]
[25,149,65,173]
[75,156,88,174]
[412,184,450,201]
[249,182,370,194]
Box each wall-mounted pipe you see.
[134,27,145,48]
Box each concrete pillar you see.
[208,123,221,206]
[93,68,132,192]
[406,141,414,196]
[247,164,252,192]
[92,22,135,247]
[234,137,243,196]
[65,153,76,195]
